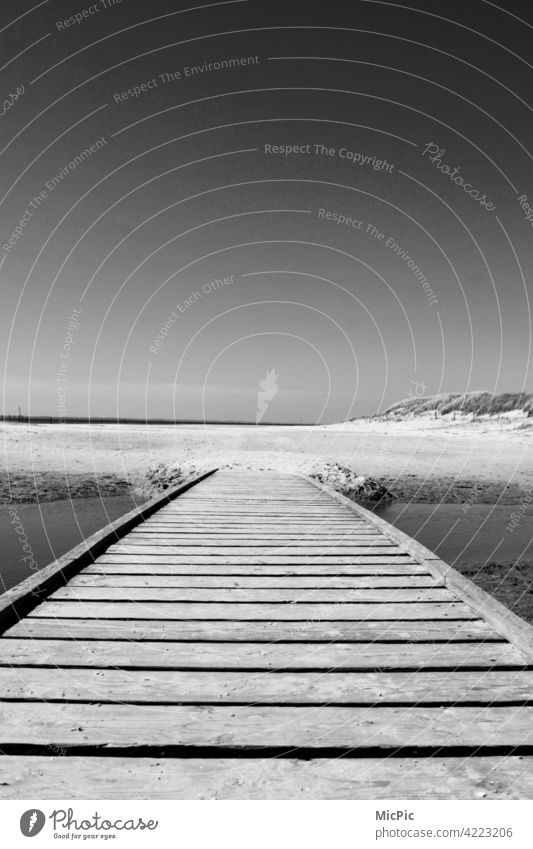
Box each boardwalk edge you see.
[0,467,218,634]
[304,474,533,660]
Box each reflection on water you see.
[373,502,533,567]
[0,495,141,593]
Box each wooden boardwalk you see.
[1,468,533,798]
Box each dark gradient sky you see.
[1,0,532,422]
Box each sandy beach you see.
[1,415,532,504]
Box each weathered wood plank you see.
[108,538,400,558]
[145,510,365,515]
[161,510,352,516]
[93,557,419,571]
[69,575,442,589]
[168,498,328,502]
[107,542,401,563]
[141,507,366,529]
[0,668,530,704]
[160,498,349,510]
[27,600,474,620]
[136,535,378,542]
[4,618,499,642]
[1,755,530,799]
[145,508,368,528]
[128,526,389,548]
[137,519,376,528]
[50,586,454,603]
[150,525,373,532]
[1,704,532,747]
[128,535,388,543]
[0,639,523,669]
[149,521,369,527]
[99,554,413,565]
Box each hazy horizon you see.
[4,386,531,426]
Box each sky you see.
[1,0,532,423]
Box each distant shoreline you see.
[1,415,312,426]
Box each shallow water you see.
[1,496,532,597]
[0,495,141,593]
[373,502,533,567]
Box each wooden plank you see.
[306,476,533,659]
[185,495,316,498]
[108,541,395,560]
[129,531,385,539]
[149,521,369,526]
[0,668,530,704]
[1,703,532,747]
[111,540,397,548]
[150,508,362,512]
[92,557,419,571]
[141,519,369,524]
[69,575,442,589]
[138,524,373,530]
[155,510,363,515]
[1,755,531,799]
[50,586,454,603]
[0,468,218,635]
[151,525,372,531]
[136,531,375,537]
[162,502,344,506]
[179,500,327,505]
[158,504,365,512]
[128,535,390,544]
[154,499,354,505]
[4,618,499,642]
[157,510,362,514]
[101,553,410,564]
[168,500,343,503]
[186,495,316,499]
[0,638,522,669]
[27,600,474,620]
[83,557,428,580]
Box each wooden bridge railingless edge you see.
[0,468,533,799]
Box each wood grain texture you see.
[49,586,454,603]
[128,535,388,543]
[4,617,499,642]
[147,521,369,527]
[1,703,532,748]
[28,600,474,620]
[91,557,419,572]
[0,668,530,704]
[108,546,398,556]
[108,547,401,559]
[0,638,523,669]
[69,575,442,589]
[0,755,530,799]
